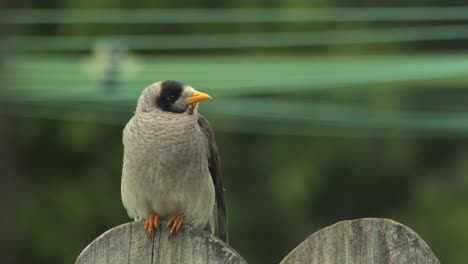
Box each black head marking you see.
[156,80,184,113]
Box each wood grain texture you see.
[280,218,439,264]
[76,220,246,264]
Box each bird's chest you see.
[125,117,209,184]
[154,123,205,166]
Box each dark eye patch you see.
[156,80,184,112]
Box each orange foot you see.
[144,211,160,235]
[166,214,183,236]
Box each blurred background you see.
[1,0,468,263]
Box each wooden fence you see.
[76,218,439,264]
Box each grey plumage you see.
[121,80,228,243]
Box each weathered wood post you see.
[75,220,246,264]
[280,218,440,264]
[77,218,439,263]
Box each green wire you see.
[2,7,468,24]
[7,24,468,51]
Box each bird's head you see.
[136,80,212,114]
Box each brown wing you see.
[197,114,229,244]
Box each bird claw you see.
[166,214,183,236]
[144,211,160,236]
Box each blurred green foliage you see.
[2,1,468,264]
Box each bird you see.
[121,80,228,243]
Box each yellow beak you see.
[185,90,212,104]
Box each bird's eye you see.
[167,95,176,101]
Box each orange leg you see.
[144,211,160,234]
[166,214,183,236]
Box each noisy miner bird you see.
[121,80,228,243]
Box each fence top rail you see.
[75,220,246,264]
[280,218,440,264]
